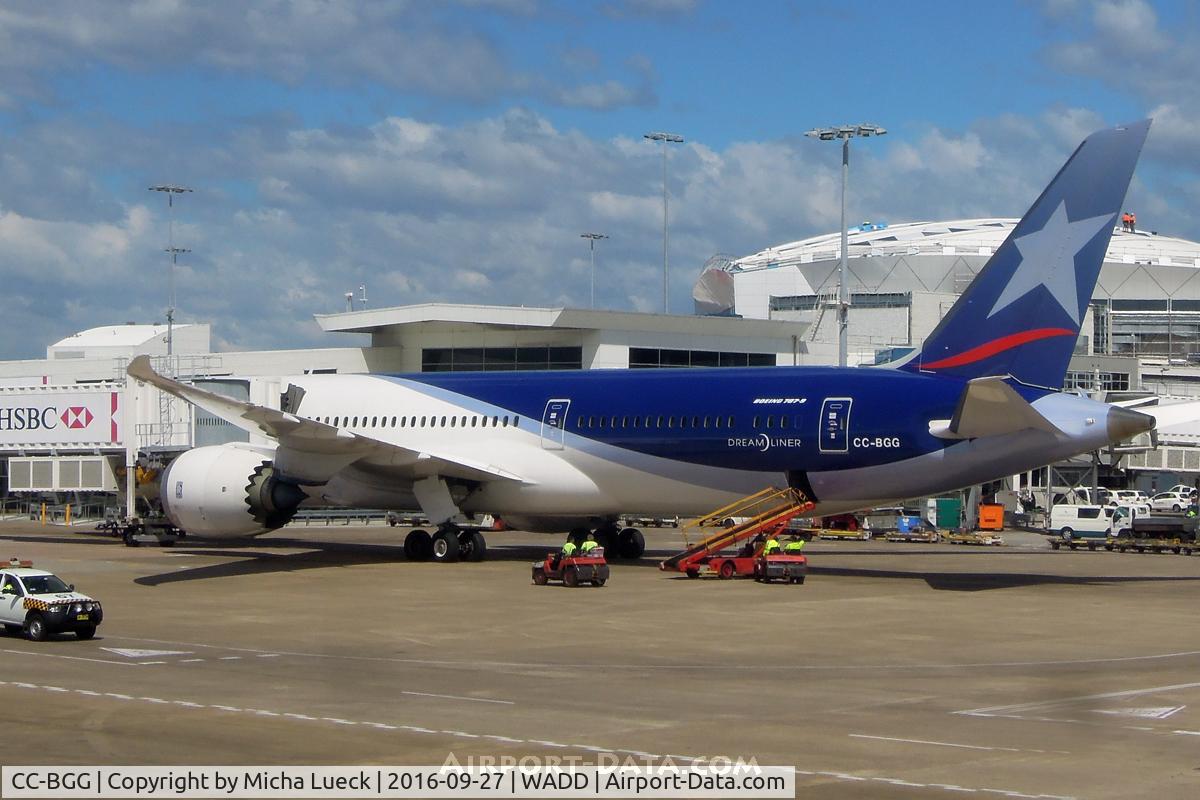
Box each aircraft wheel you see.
[464,531,487,562]
[431,529,460,562]
[404,529,433,561]
[618,528,645,559]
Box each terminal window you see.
[629,348,776,368]
[422,346,583,372]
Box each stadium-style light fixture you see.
[805,125,887,366]
[644,131,685,314]
[580,233,609,309]
[148,185,194,363]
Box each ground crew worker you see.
[553,538,577,569]
[1121,212,1132,232]
[1129,211,1136,233]
[784,537,805,554]
[579,534,599,554]
[762,535,781,556]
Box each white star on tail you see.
[987,201,1114,324]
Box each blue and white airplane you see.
[130,119,1161,562]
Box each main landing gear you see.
[579,524,645,560]
[404,525,487,563]
[404,522,644,563]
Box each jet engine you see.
[159,444,308,537]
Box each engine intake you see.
[160,444,306,537]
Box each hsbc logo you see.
[0,405,96,431]
[60,406,94,429]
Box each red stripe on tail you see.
[922,328,1075,370]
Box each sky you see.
[1,0,1198,359]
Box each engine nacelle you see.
[160,444,307,537]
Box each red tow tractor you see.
[532,548,610,587]
[703,533,808,583]
[660,487,814,584]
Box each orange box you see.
[977,503,1005,531]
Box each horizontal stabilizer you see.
[930,377,1061,440]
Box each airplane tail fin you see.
[899,120,1150,389]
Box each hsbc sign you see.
[0,391,120,447]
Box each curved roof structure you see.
[46,323,210,360]
[732,219,1200,272]
[51,324,171,349]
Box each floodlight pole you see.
[805,125,886,366]
[581,233,608,308]
[148,185,193,364]
[644,131,684,314]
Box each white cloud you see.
[1042,0,1200,105]
[0,100,1191,359]
[0,2,654,110]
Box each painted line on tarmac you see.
[0,678,1076,800]
[959,681,1200,716]
[402,690,515,705]
[97,634,1200,673]
[849,734,1068,755]
[1,647,141,667]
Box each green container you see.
[934,497,962,529]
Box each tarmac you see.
[1,520,1199,799]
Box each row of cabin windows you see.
[316,414,520,430]
[574,415,797,431]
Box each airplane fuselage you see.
[281,365,1126,521]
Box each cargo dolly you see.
[945,531,1004,546]
[1050,535,1107,551]
[1106,536,1196,554]
[884,529,941,543]
[660,487,815,581]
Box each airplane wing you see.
[929,376,1062,440]
[126,356,527,485]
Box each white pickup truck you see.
[0,560,103,641]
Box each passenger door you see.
[0,573,23,625]
[819,398,852,454]
[540,399,571,450]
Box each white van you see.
[1050,505,1112,540]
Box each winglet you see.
[904,120,1151,389]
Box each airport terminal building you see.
[0,307,808,514]
[704,219,1200,486]
[6,217,1200,514]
